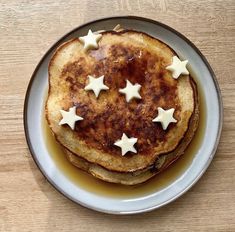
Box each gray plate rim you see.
[23,16,223,214]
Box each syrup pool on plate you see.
[42,79,206,198]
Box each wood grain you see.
[0,0,234,231]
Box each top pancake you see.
[46,30,195,172]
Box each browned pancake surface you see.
[46,30,195,172]
[61,42,179,156]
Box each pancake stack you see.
[45,28,199,185]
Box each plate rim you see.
[23,16,223,214]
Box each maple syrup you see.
[42,81,206,198]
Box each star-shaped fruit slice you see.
[114,133,138,156]
[59,106,83,130]
[84,75,109,98]
[166,56,189,79]
[79,29,102,51]
[119,80,142,102]
[152,107,177,130]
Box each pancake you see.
[45,29,199,184]
[64,82,198,185]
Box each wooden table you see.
[0,1,234,231]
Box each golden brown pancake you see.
[45,30,199,184]
[60,79,199,185]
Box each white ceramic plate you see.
[24,16,223,214]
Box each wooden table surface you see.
[1,0,234,231]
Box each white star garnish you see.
[152,107,177,130]
[119,80,142,102]
[84,75,109,98]
[114,133,138,156]
[59,106,83,130]
[79,29,102,51]
[166,56,189,79]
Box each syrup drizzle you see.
[42,80,206,198]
